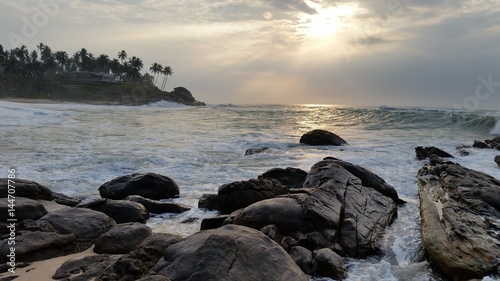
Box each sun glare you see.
[298,2,359,40]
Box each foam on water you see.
[1,101,499,280]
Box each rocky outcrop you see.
[94,223,153,254]
[162,87,205,106]
[77,198,149,224]
[258,167,308,189]
[151,224,308,281]
[125,195,190,214]
[417,156,500,280]
[415,146,454,160]
[226,158,400,258]
[216,178,288,214]
[0,197,47,221]
[299,129,347,146]
[99,173,180,200]
[473,136,500,149]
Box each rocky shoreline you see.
[0,130,499,280]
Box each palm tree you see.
[55,51,69,72]
[109,58,121,80]
[127,56,143,81]
[96,54,110,73]
[161,66,173,91]
[118,50,127,63]
[149,62,163,85]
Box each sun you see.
[298,2,359,40]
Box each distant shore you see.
[0,97,121,105]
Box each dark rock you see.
[99,173,180,200]
[125,195,190,214]
[289,246,314,274]
[136,275,172,281]
[458,149,470,156]
[198,193,219,210]
[0,197,47,221]
[417,156,500,280]
[415,146,454,160]
[151,224,308,281]
[245,146,269,156]
[200,215,229,230]
[473,140,490,148]
[37,208,116,253]
[96,232,183,281]
[52,192,81,207]
[77,199,149,224]
[322,157,405,204]
[229,196,310,234]
[281,236,299,252]
[94,222,153,254]
[0,178,52,200]
[180,217,198,224]
[313,248,348,280]
[52,255,119,280]
[164,87,205,106]
[259,167,308,189]
[495,155,500,167]
[261,224,283,244]
[299,129,347,146]
[217,178,288,214]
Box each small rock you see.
[198,193,219,210]
[289,246,314,274]
[245,147,269,156]
[94,222,153,254]
[200,215,230,230]
[313,248,348,280]
[77,199,149,224]
[473,140,490,149]
[125,195,190,214]
[415,146,454,160]
[99,173,180,200]
[299,129,347,146]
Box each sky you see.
[1,0,500,108]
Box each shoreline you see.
[0,97,122,105]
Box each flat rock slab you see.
[417,156,500,280]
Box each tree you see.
[126,56,143,81]
[149,62,163,85]
[109,58,121,79]
[55,51,69,72]
[96,54,110,73]
[161,66,173,91]
[118,50,127,63]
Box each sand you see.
[0,246,97,280]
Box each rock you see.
[52,192,81,207]
[77,198,149,224]
[258,167,308,189]
[289,246,314,274]
[151,224,308,281]
[313,248,347,280]
[299,129,347,146]
[495,155,500,167]
[198,193,219,210]
[245,147,269,156]
[227,158,399,258]
[473,140,490,148]
[0,197,47,221]
[38,208,116,253]
[52,255,119,280]
[136,275,172,281]
[99,173,179,200]
[417,156,500,280]
[94,222,153,254]
[125,195,190,214]
[415,146,454,160]
[217,178,288,214]
[0,178,52,200]
[200,215,229,230]
[261,224,283,244]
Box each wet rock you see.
[77,198,149,224]
[417,156,500,280]
[94,223,153,254]
[245,147,269,156]
[258,167,308,189]
[200,215,229,230]
[415,146,454,160]
[125,195,190,214]
[0,178,52,200]
[99,173,180,200]
[495,155,500,167]
[136,275,172,281]
[299,129,347,146]
[52,192,81,207]
[52,255,119,280]
[217,177,288,214]
[151,224,308,281]
[198,193,219,210]
[0,197,47,221]
[473,140,490,149]
[313,248,347,280]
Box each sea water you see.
[1,101,499,281]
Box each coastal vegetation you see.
[0,43,177,104]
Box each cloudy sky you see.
[1,0,500,107]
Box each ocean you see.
[1,100,499,281]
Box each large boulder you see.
[0,178,52,200]
[217,178,288,214]
[258,167,308,189]
[94,222,153,254]
[299,129,347,146]
[151,224,308,281]
[0,197,47,221]
[77,198,149,224]
[227,158,399,258]
[99,173,179,200]
[415,146,454,160]
[417,156,500,280]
